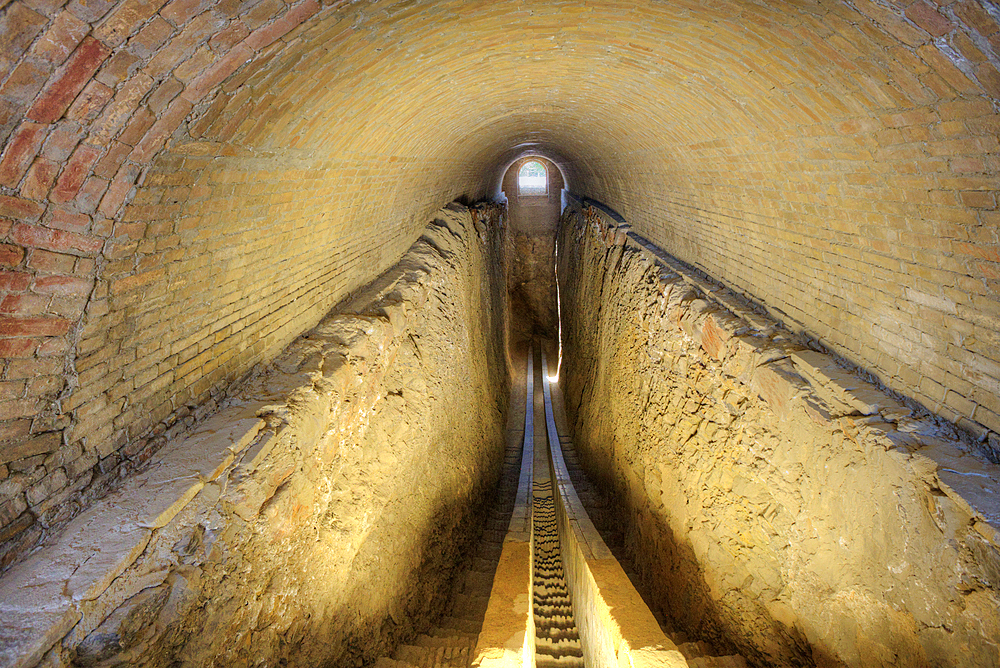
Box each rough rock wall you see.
[557,203,1000,668]
[0,203,510,668]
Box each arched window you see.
[518,160,547,196]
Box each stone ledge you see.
[0,403,262,668]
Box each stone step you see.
[535,625,580,641]
[425,627,479,642]
[479,529,506,543]
[534,615,577,631]
[412,633,478,649]
[471,557,496,572]
[473,542,502,560]
[677,641,716,659]
[534,604,575,618]
[395,644,464,668]
[449,593,489,620]
[535,637,583,656]
[374,658,419,668]
[456,569,494,596]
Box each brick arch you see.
[0,0,998,565]
[501,155,566,199]
[495,152,570,198]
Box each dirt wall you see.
[0,202,510,668]
[557,202,1000,668]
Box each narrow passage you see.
[530,344,585,668]
[374,340,713,668]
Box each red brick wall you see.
[0,0,998,570]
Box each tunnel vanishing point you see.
[1,0,1000,666]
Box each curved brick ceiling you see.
[0,0,999,538]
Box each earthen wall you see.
[559,203,1000,668]
[0,202,510,667]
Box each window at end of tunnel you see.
[518,161,548,196]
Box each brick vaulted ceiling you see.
[0,0,999,531]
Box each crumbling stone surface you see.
[0,203,510,668]
[558,203,1000,668]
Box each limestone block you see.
[320,315,389,360]
[235,429,280,475]
[680,299,715,343]
[802,396,836,427]
[373,298,409,337]
[226,458,296,521]
[892,433,1000,536]
[750,359,809,421]
[722,335,768,383]
[618,642,687,668]
[64,523,152,602]
[64,567,170,650]
[0,606,80,668]
[0,498,156,666]
[790,350,889,416]
[72,584,170,666]
[114,466,203,530]
[155,407,262,483]
[975,520,1000,548]
[701,311,745,361]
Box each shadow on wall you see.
[501,156,565,345]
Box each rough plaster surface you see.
[558,204,1000,668]
[0,203,510,668]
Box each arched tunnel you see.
[0,1,999,666]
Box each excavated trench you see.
[361,185,755,668]
[5,198,998,668]
[369,340,748,668]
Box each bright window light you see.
[518,160,547,196]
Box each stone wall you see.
[558,202,1000,668]
[0,202,510,668]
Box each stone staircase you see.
[669,634,748,668]
[372,446,522,668]
[532,479,585,668]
